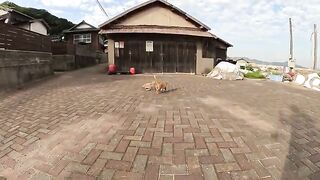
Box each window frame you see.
[73,33,92,44]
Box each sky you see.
[2,0,320,68]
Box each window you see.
[73,33,91,44]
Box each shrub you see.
[244,71,265,79]
[246,64,254,71]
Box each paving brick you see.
[234,154,252,170]
[252,161,271,178]
[215,163,241,172]
[105,160,131,171]
[186,149,209,157]
[217,142,238,148]
[123,147,138,162]
[152,136,163,148]
[201,164,218,180]
[132,155,148,173]
[199,155,225,164]
[220,149,235,162]
[162,143,173,156]
[10,143,24,152]
[309,172,320,180]
[174,150,186,165]
[115,139,130,153]
[206,143,219,156]
[145,164,160,180]
[149,156,173,165]
[174,174,204,180]
[124,136,143,141]
[97,169,115,180]
[82,149,102,165]
[231,169,259,180]
[194,136,207,149]
[138,147,161,156]
[309,153,320,163]
[113,171,144,180]
[130,141,151,148]
[87,158,107,176]
[260,157,281,168]
[142,131,154,142]
[65,162,90,174]
[174,143,195,150]
[100,151,123,160]
[49,160,70,176]
[186,156,202,175]
[160,164,188,175]
[160,175,174,180]
[165,124,174,133]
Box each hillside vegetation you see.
[0,1,74,35]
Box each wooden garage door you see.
[115,40,196,73]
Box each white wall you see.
[30,21,48,35]
[76,24,92,29]
[0,10,7,16]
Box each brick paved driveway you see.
[0,65,320,180]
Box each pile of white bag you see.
[207,62,244,80]
[294,73,320,92]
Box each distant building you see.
[99,0,232,74]
[63,20,103,51]
[236,59,249,69]
[0,9,50,35]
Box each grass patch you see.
[244,71,265,79]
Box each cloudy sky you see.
[3,0,320,68]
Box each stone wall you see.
[0,50,53,89]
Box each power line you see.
[96,0,109,18]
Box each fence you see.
[52,42,101,71]
[0,22,51,52]
[51,41,75,55]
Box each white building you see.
[0,9,50,35]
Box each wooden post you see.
[313,24,318,70]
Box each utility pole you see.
[288,18,295,71]
[312,24,318,70]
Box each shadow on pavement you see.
[281,105,319,180]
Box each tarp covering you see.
[207,62,244,80]
[304,73,320,91]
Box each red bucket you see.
[108,64,117,74]
[129,67,135,75]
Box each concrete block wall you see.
[196,41,214,75]
[0,50,53,89]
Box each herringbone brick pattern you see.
[0,65,320,180]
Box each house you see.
[99,0,232,74]
[0,9,50,35]
[63,20,103,51]
[236,59,249,69]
